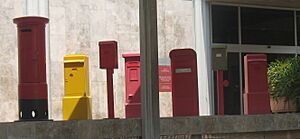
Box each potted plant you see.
[268,56,300,113]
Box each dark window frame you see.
[211,4,297,47]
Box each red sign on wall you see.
[159,66,172,92]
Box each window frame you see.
[210,3,300,55]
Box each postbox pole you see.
[217,70,224,115]
[107,68,115,118]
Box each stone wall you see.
[0,114,299,139]
[198,131,300,139]
[49,0,194,120]
[0,0,194,121]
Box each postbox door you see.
[125,62,141,103]
[19,27,35,82]
[19,27,47,83]
[64,62,88,96]
[246,59,268,93]
[172,56,197,97]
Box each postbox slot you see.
[175,68,192,73]
[127,62,140,67]
[21,29,32,32]
[247,59,267,62]
[64,62,84,68]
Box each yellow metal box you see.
[64,54,90,96]
[63,96,92,120]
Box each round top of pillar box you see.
[13,16,49,26]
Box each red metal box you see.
[123,54,141,118]
[243,54,271,114]
[170,49,199,116]
[99,41,118,69]
[14,16,49,120]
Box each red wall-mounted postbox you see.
[13,16,49,120]
[99,41,118,69]
[122,53,141,118]
[244,54,271,115]
[159,66,172,92]
[169,49,199,116]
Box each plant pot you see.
[270,97,297,113]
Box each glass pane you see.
[212,5,239,44]
[297,11,300,45]
[241,7,295,46]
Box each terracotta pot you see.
[270,97,297,113]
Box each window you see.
[211,5,296,46]
[241,8,294,46]
[212,5,239,44]
[297,11,300,45]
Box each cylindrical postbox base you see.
[19,99,48,120]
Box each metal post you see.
[139,0,160,138]
[217,70,224,115]
[106,68,115,118]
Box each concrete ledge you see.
[161,113,300,135]
[1,114,300,138]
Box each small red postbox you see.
[99,40,118,118]
[244,54,271,115]
[159,66,172,92]
[14,16,49,120]
[169,49,199,116]
[99,41,118,69]
[122,53,141,118]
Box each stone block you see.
[7,122,36,139]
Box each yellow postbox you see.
[63,54,92,120]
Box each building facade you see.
[0,0,299,122]
[195,0,300,115]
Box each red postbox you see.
[99,41,118,119]
[169,49,199,116]
[99,41,118,69]
[243,54,271,115]
[122,54,141,118]
[13,16,49,120]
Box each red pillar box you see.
[170,49,199,116]
[244,54,271,115]
[122,54,141,118]
[13,16,49,120]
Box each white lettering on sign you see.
[175,68,192,73]
[216,53,222,57]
